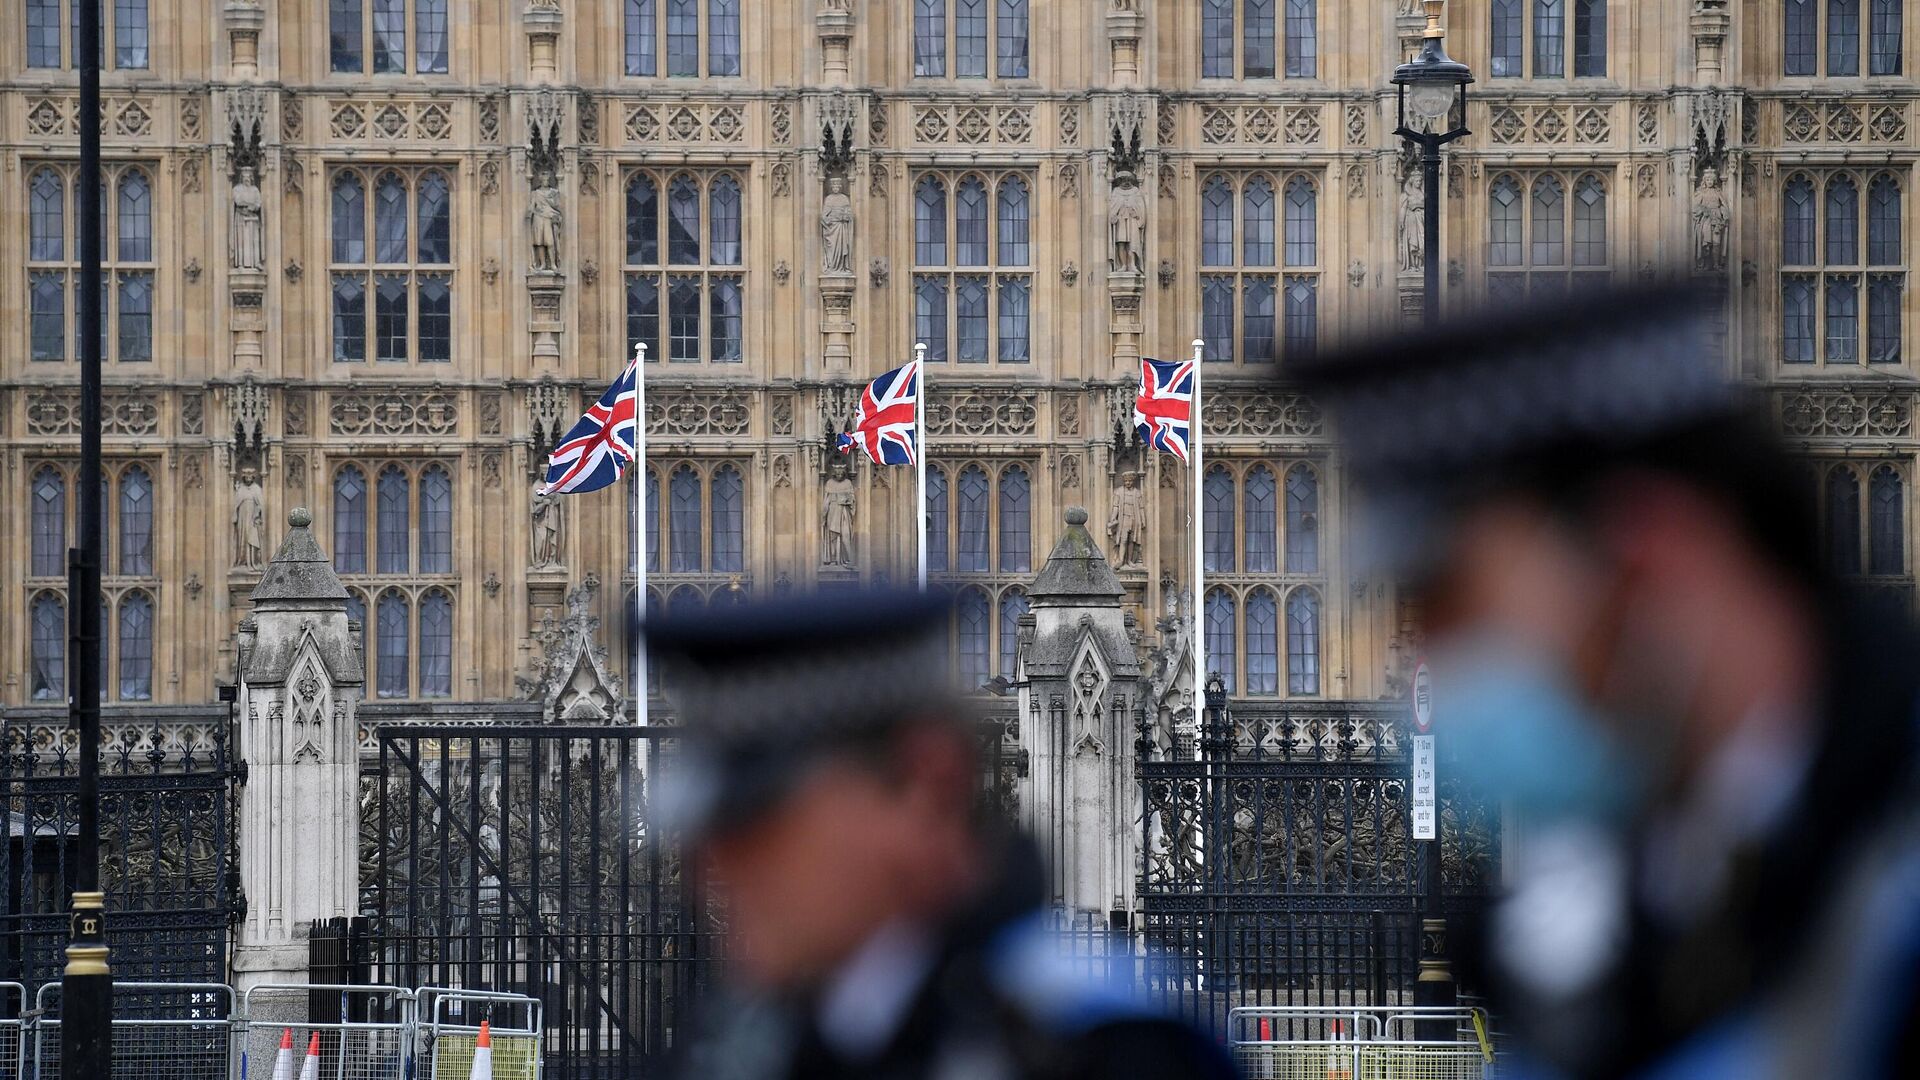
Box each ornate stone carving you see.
[869,257,889,289]
[1060,454,1081,489]
[1060,162,1079,198]
[771,394,795,435]
[822,460,857,568]
[1637,102,1659,144]
[1346,102,1368,145]
[1283,106,1321,144]
[517,577,625,724]
[285,452,306,489]
[1346,162,1366,199]
[233,466,266,570]
[1057,395,1080,436]
[1397,154,1424,273]
[1108,471,1147,567]
[1348,260,1366,288]
[625,104,659,142]
[229,378,269,464]
[1200,392,1324,437]
[1107,97,1147,274]
[328,390,458,436]
[184,453,205,489]
[773,454,794,489]
[482,452,503,490]
[651,391,752,436]
[1870,104,1907,142]
[186,257,204,283]
[183,94,205,140]
[1060,102,1081,146]
[1158,258,1176,289]
[576,90,599,144]
[283,390,308,436]
[927,389,1038,437]
[1692,165,1730,272]
[1783,102,1817,143]
[479,94,502,142]
[530,488,564,568]
[1574,106,1609,143]
[479,392,503,435]
[1061,261,1079,287]
[181,393,205,436]
[528,93,566,275]
[580,256,599,285]
[1778,389,1913,440]
[229,91,267,272]
[772,161,792,197]
[773,260,791,284]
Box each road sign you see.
[1411,658,1432,734]
[1411,735,1436,840]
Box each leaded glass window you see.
[377,591,409,698]
[1286,588,1321,695]
[118,465,152,576]
[1245,588,1279,695]
[331,167,454,364]
[1783,171,1906,365]
[117,590,152,701]
[1487,170,1611,299]
[331,0,447,74]
[32,466,66,578]
[26,164,156,362]
[627,170,744,364]
[914,172,1032,363]
[418,589,452,697]
[1201,172,1318,363]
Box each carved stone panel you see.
[927,389,1038,437]
[328,390,460,436]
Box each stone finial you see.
[249,501,349,605]
[289,506,312,528]
[1065,506,1088,526]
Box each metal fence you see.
[1230,1006,1497,1080]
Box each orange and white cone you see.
[1325,1020,1352,1080]
[297,1032,322,1080]
[468,1020,494,1080]
[269,1029,296,1080]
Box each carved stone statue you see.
[230,166,264,272]
[531,487,563,567]
[1398,168,1425,272]
[820,176,854,275]
[529,185,563,273]
[1108,172,1147,274]
[1107,472,1147,568]
[1692,165,1730,272]
[233,466,265,570]
[822,461,857,568]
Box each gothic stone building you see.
[0,3,1911,724]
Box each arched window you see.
[1572,174,1606,267]
[914,0,945,75]
[956,465,990,572]
[376,591,410,698]
[668,174,701,265]
[996,176,1029,265]
[1869,173,1902,265]
[1242,177,1276,267]
[1828,465,1862,576]
[418,464,452,574]
[1533,0,1566,75]
[709,174,742,265]
[956,177,989,265]
[669,584,705,615]
[30,592,66,701]
[1827,175,1860,265]
[416,171,450,263]
[957,587,991,691]
[1245,588,1279,696]
[1283,176,1316,267]
[1285,464,1320,573]
[117,169,150,262]
[670,465,702,572]
[1286,588,1321,695]
[927,465,950,572]
[31,168,64,261]
[334,466,368,574]
[643,468,659,572]
[118,465,153,576]
[418,589,453,697]
[915,177,947,265]
[1783,176,1816,265]
[32,466,66,577]
[118,590,153,701]
[1870,465,1905,575]
[377,466,411,574]
[1785,0,1817,74]
[332,173,366,262]
[1203,466,1236,572]
[1243,465,1278,573]
[998,589,1029,677]
[626,172,660,265]
[1489,175,1523,266]
[1205,588,1236,693]
[711,464,744,572]
[374,172,409,262]
[996,0,1030,76]
[1529,175,1565,266]
[998,465,1030,572]
[1202,176,1235,266]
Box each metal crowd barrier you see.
[6,982,539,1080]
[1231,1005,1496,1080]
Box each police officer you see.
[1295,282,1920,1078]
[649,590,1236,1080]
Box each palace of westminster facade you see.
[0,2,1912,722]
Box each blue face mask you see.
[1427,636,1643,826]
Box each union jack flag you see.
[540,353,640,495]
[1134,357,1195,461]
[836,359,920,466]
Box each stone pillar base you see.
[1107,271,1143,365]
[529,272,565,365]
[821,272,855,372]
[1107,13,1144,87]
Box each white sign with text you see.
[1411,734,1436,841]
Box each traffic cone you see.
[468,1020,494,1080]
[269,1029,296,1080]
[1325,1020,1352,1080]
[1259,1017,1272,1042]
[297,1032,322,1080]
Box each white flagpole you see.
[632,340,648,725]
[914,341,929,593]
[1189,339,1205,724]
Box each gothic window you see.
[329,0,448,73]
[956,586,992,691]
[377,465,411,574]
[1202,0,1316,78]
[915,0,1027,78]
[627,170,745,364]
[25,0,146,69]
[31,465,66,578]
[670,464,702,573]
[1205,588,1237,693]
[1492,0,1605,77]
[634,462,751,586]
[669,585,705,614]
[913,172,1033,363]
[1245,587,1280,695]
[1200,172,1319,364]
[118,464,153,576]
[997,465,1031,572]
[930,460,1033,663]
[711,464,744,572]
[1285,464,1320,574]
[1204,465,1236,572]
[1820,461,1908,580]
[1195,461,1329,698]
[1487,171,1611,303]
[927,465,951,572]
[418,464,452,574]
[331,167,453,363]
[1871,465,1906,575]
[1243,464,1278,574]
[1787,0,1904,74]
[627,0,739,77]
[30,592,65,701]
[332,461,454,584]
[418,588,452,697]
[998,588,1029,678]
[26,164,156,362]
[117,590,153,701]
[376,590,410,698]
[1286,587,1321,695]
[334,465,368,573]
[1781,171,1904,366]
[957,464,990,572]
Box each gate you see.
[1137,690,1497,1039]
[362,726,721,1079]
[0,714,241,1007]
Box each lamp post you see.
[1391,1,1470,1040]
[1392,0,1474,329]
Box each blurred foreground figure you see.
[650,591,1234,1080]
[1299,284,1920,1079]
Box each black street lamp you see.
[1392,0,1474,329]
